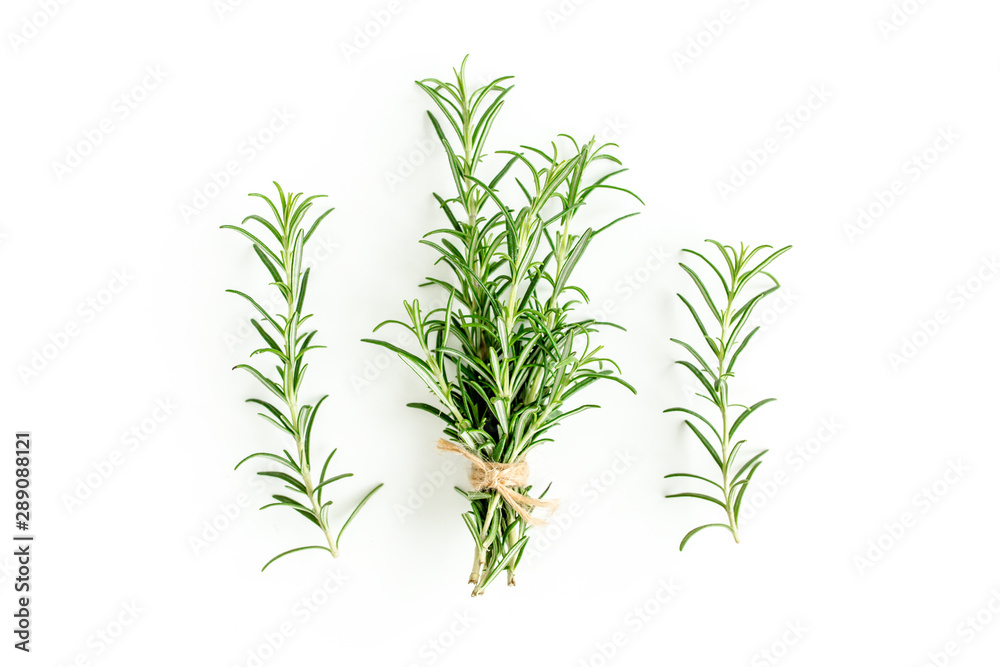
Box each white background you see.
[2,0,999,665]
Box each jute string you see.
[437,439,557,526]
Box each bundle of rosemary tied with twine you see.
[436,439,556,526]
[365,58,641,595]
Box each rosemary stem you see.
[294,429,339,558]
[718,295,739,544]
[283,231,337,559]
[468,547,483,584]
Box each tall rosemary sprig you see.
[224,183,382,571]
[664,240,790,550]
[366,58,641,595]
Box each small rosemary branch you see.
[665,240,791,550]
[224,182,382,571]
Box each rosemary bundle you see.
[366,59,641,595]
[224,183,381,570]
[664,241,790,550]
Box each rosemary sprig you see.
[224,183,382,571]
[664,240,790,550]
[366,58,642,595]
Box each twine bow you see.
[437,439,557,526]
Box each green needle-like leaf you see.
[336,483,385,550]
[261,545,331,572]
[679,523,733,551]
